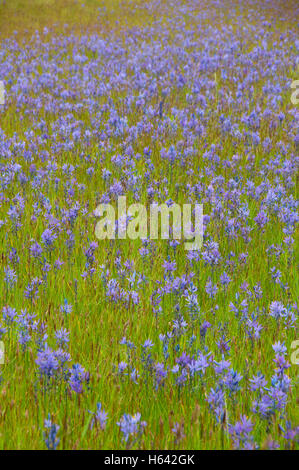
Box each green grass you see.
[0,0,298,450]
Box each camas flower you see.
[117,413,146,443]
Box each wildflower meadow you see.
[0,0,298,451]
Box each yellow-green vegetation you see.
[0,0,298,450]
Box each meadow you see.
[0,0,298,450]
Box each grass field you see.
[0,0,298,450]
